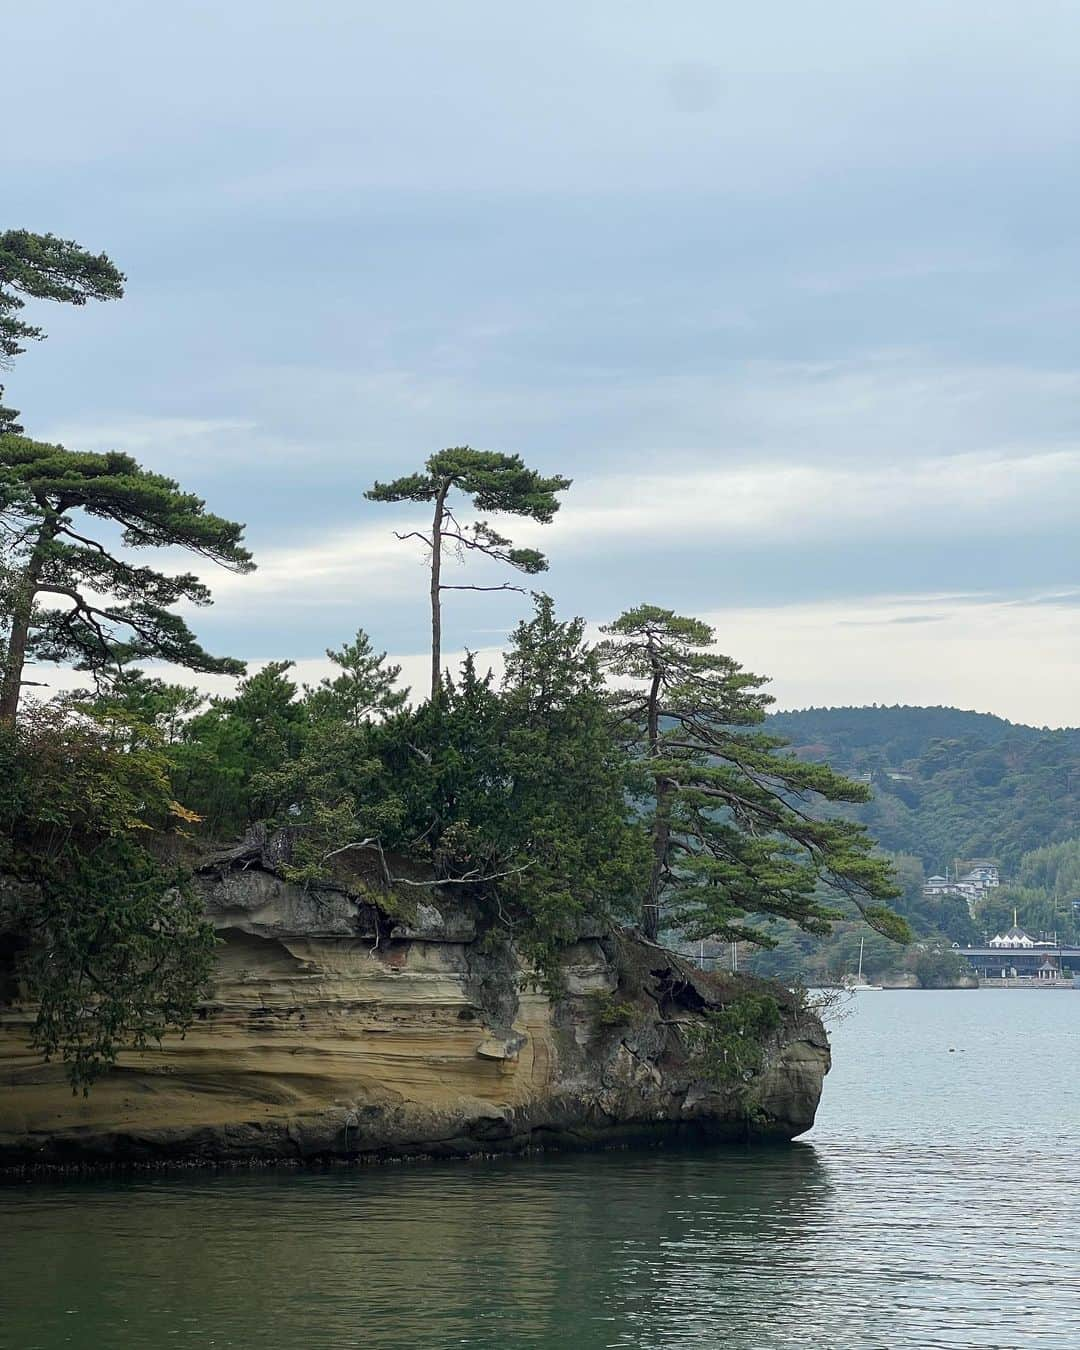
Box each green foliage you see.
[253,643,408,889]
[1010,838,1080,943]
[765,705,1080,871]
[0,703,216,1090]
[747,706,1080,977]
[861,904,911,943]
[973,876,1080,945]
[767,704,1041,762]
[598,605,903,946]
[175,662,305,838]
[304,630,408,727]
[366,446,571,524]
[366,598,649,970]
[214,598,646,975]
[589,990,638,1028]
[488,597,651,963]
[912,946,975,989]
[748,842,985,985]
[0,434,253,720]
[682,993,782,1086]
[78,668,205,745]
[0,229,124,361]
[884,851,978,945]
[0,228,125,433]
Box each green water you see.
[2,990,1079,1348]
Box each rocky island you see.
[0,831,829,1171]
[1,391,885,1177]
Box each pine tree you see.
[0,435,254,723]
[365,447,570,698]
[0,228,125,434]
[598,604,904,945]
[496,595,649,958]
[304,629,408,726]
[174,662,303,835]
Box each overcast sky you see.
[5,1,1079,725]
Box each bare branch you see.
[394,530,433,548]
[439,582,525,594]
[318,837,532,888]
[394,862,533,887]
[320,838,379,862]
[56,525,113,557]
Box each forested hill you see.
[767,705,1080,871]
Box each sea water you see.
[2,990,1077,1348]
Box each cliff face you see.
[0,836,829,1169]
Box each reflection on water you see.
[3,991,1079,1349]
[2,1150,833,1350]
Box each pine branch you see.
[439,582,525,593]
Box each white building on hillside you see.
[924,861,1001,913]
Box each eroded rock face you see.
[0,842,829,1169]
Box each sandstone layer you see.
[0,833,830,1169]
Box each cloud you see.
[8,2,1080,731]
[693,592,1080,729]
[1007,589,1080,608]
[32,588,1080,731]
[187,445,1080,617]
[839,614,949,627]
[203,521,418,605]
[219,355,1080,471]
[530,447,1080,550]
[795,255,1001,295]
[45,415,258,457]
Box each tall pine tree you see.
[366,447,570,698]
[598,605,904,945]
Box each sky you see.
[4,0,1079,725]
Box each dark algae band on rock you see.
[0,833,829,1172]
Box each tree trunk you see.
[644,782,673,941]
[643,647,667,940]
[429,483,448,701]
[0,530,49,725]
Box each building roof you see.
[989,926,1036,948]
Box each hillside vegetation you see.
[767,705,1080,873]
[745,706,1080,984]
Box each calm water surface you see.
[2,990,1078,1348]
